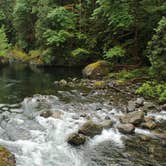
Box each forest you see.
[0,1,166,165]
[0,0,166,101]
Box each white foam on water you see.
[135,128,156,138]
[0,112,90,166]
[89,128,124,148]
[148,111,166,121]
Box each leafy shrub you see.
[104,46,125,61]
[146,17,166,78]
[136,81,166,102]
[0,27,10,57]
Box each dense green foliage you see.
[146,16,166,78]
[0,0,165,70]
[136,82,166,102]
[0,27,10,57]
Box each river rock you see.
[94,81,107,89]
[82,60,110,79]
[143,102,157,112]
[100,120,113,129]
[141,116,156,130]
[135,97,144,107]
[40,110,53,118]
[117,123,135,134]
[67,133,86,146]
[40,111,63,119]
[78,121,103,137]
[52,112,64,119]
[127,100,136,112]
[120,110,144,126]
[0,146,16,166]
[59,79,68,86]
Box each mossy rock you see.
[0,146,16,166]
[94,81,107,89]
[82,60,110,79]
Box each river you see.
[0,65,165,166]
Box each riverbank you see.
[0,62,165,166]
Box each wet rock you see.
[82,60,110,79]
[40,110,52,118]
[120,110,144,126]
[139,135,151,141]
[78,121,103,137]
[143,102,157,112]
[105,115,111,120]
[0,146,16,166]
[141,117,157,130]
[59,79,68,86]
[161,104,166,111]
[117,123,135,134]
[52,111,64,119]
[152,131,166,140]
[100,120,113,129]
[94,81,107,89]
[135,98,144,107]
[40,110,63,119]
[67,133,86,146]
[127,100,136,112]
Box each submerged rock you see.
[40,110,52,118]
[40,111,63,119]
[120,110,144,126]
[82,60,110,79]
[0,146,16,166]
[78,121,103,137]
[67,133,86,146]
[117,123,135,134]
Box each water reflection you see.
[0,64,81,104]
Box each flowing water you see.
[0,65,165,166]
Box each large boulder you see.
[67,133,86,146]
[120,110,144,126]
[78,121,103,137]
[82,60,110,79]
[117,123,135,134]
[0,146,16,166]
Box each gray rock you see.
[100,120,113,129]
[67,133,86,146]
[117,123,135,134]
[78,121,103,137]
[40,110,52,118]
[127,100,136,112]
[141,117,157,130]
[143,102,157,112]
[59,79,67,86]
[120,110,144,126]
[135,97,144,107]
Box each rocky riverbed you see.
[0,86,165,166]
[0,64,165,166]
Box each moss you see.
[94,81,107,88]
[10,48,29,62]
[109,67,150,81]
[0,146,15,166]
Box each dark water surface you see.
[0,64,81,103]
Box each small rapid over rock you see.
[0,93,165,166]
